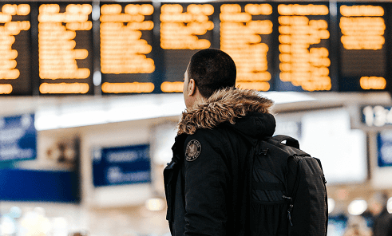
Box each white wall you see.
[35,116,179,209]
[79,117,179,208]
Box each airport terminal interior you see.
[1,1,392,236]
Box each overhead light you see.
[35,94,185,130]
[34,92,316,130]
[328,198,335,214]
[348,199,367,215]
[9,206,22,219]
[259,91,316,104]
[1,215,16,235]
[145,198,165,212]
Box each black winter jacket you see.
[164,88,276,236]
[373,208,392,236]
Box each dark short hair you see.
[188,49,236,98]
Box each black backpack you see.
[249,135,328,236]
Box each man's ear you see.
[187,78,196,96]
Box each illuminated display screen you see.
[38,3,94,95]
[220,3,274,91]
[160,3,215,93]
[0,3,31,95]
[100,3,156,94]
[276,3,332,92]
[0,1,391,96]
[338,3,387,91]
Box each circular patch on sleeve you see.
[185,139,201,161]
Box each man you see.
[369,192,392,236]
[164,49,276,235]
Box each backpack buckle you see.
[282,195,294,226]
[282,195,292,201]
[287,205,294,226]
[258,148,269,156]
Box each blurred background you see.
[1,0,392,235]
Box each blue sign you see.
[0,114,36,162]
[377,131,392,167]
[362,106,392,127]
[0,169,79,202]
[92,144,151,187]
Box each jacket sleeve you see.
[389,216,392,236]
[183,131,229,236]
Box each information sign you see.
[160,3,215,93]
[362,105,392,127]
[276,3,332,92]
[38,3,94,95]
[338,3,387,92]
[377,131,392,167]
[100,3,156,94]
[0,3,32,95]
[220,3,274,91]
[0,1,390,95]
[92,144,151,187]
[0,114,36,162]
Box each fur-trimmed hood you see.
[177,88,276,138]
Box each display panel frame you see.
[0,2,33,96]
[158,1,218,94]
[336,2,389,92]
[0,1,390,96]
[273,1,334,92]
[35,1,95,95]
[99,1,160,95]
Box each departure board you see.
[38,3,94,95]
[0,1,391,96]
[100,3,156,94]
[0,3,31,95]
[160,3,215,93]
[338,3,387,92]
[220,3,274,91]
[276,3,331,92]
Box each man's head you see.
[183,49,236,109]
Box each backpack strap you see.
[314,157,325,171]
[245,138,261,235]
[283,158,300,227]
[269,135,300,149]
[252,181,285,191]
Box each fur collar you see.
[177,88,274,135]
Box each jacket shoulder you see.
[183,126,249,162]
[184,126,236,145]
